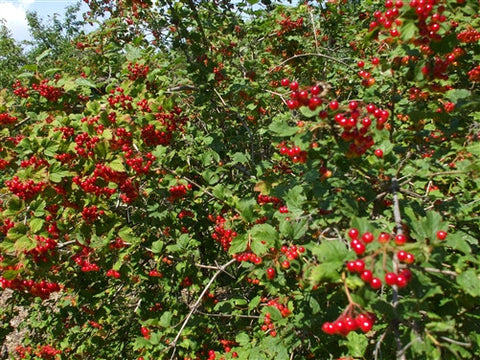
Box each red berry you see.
[322,322,336,335]
[385,272,397,286]
[281,78,290,87]
[362,232,374,243]
[374,149,384,158]
[371,57,380,65]
[361,269,373,282]
[348,228,359,239]
[354,259,365,272]
[394,234,407,245]
[404,252,415,264]
[370,277,382,289]
[396,274,408,288]
[267,267,276,280]
[348,101,358,111]
[436,230,447,240]
[347,261,356,272]
[357,60,365,68]
[357,317,373,333]
[281,260,290,269]
[329,100,339,110]
[289,81,299,91]
[378,232,391,243]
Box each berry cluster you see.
[0,112,18,125]
[75,132,100,158]
[127,62,149,81]
[278,143,308,163]
[345,228,416,289]
[15,344,61,359]
[106,269,121,278]
[26,235,57,263]
[468,65,480,82]
[279,244,305,269]
[168,183,191,202]
[233,251,262,264]
[276,14,304,36]
[457,28,480,43]
[12,79,29,98]
[256,194,283,208]
[211,215,237,251]
[20,155,49,169]
[261,299,291,337]
[140,326,150,339]
[369,1,404,38]
[281,79,325,111]
[322,310,375,336]
[5,176,46,200]
[108,87,133,111]
[73,175,116,198]
[0,277,60,299]
[330,101,389,157]
[125,151,156,175]
[32,79,64,102]
[141,124,172,146]
[82,205,105,222]
[73,253,100,272]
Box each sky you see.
[0,0,88,42]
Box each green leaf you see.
[250,223,278,255]
[36,49,52,63]
[457,269,480,297]
[299,106,320,118]
[75,78,97,88]
[109,157,125,172]
[344,331,368,357]
[125,44,142,61]
[268,120,298,137]
[29,217,44,234]
[151,240,164,254]
[158,312,172,327]
[236,332,250,346]
[49,162,72,183]
[229,234,248,255]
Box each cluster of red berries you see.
[276,14,304,36]
[148,269,163,277]
[108,87,133,111]
[141,124,173,146]
[125,151,156,175]
[261,299,291,337]
[168,183,191,202]
[322,311,375,336]
[73,174,116,198]
[74,132,100,158]
[329,101,389,157]
[5,176,46,200]
[26,235,57,263]
[54,125,75,139]
[211,215,237,251]
[178,209,194,219]
[109,237,127,250]
[12,79,29,98]
[280,79,325,111]
[73,247,100,272]
[357,57,378,87]
[32,79,64,102]
[20,155,49,169]
[278,143,308,163]
[106,269,121,278]
[233,251,262,264]
[457,28,480,43]
[219,339,238,357]
[346,228,418,288]
[468,64,480,82]
[0,112,18,125]
[256,194,283,208]
[127,62,149,81]
[369,0,404,37]
[136,98,151,112]
[0,277,60,299]
[15,344,61,359]
[81,205,105,222]
[110,127,133,150]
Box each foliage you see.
[0,0,479,359]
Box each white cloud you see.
[0,1,33,41]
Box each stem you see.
[169,258,237,360]
[391,177,406,360]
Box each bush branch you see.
[169,258,237,360]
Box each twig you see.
[169,258,237,360]
[373,327,389,360]
[391,177,406,360]
[439,336,471,347]
[413,265,458,277]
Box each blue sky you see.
[1,0,89,41]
